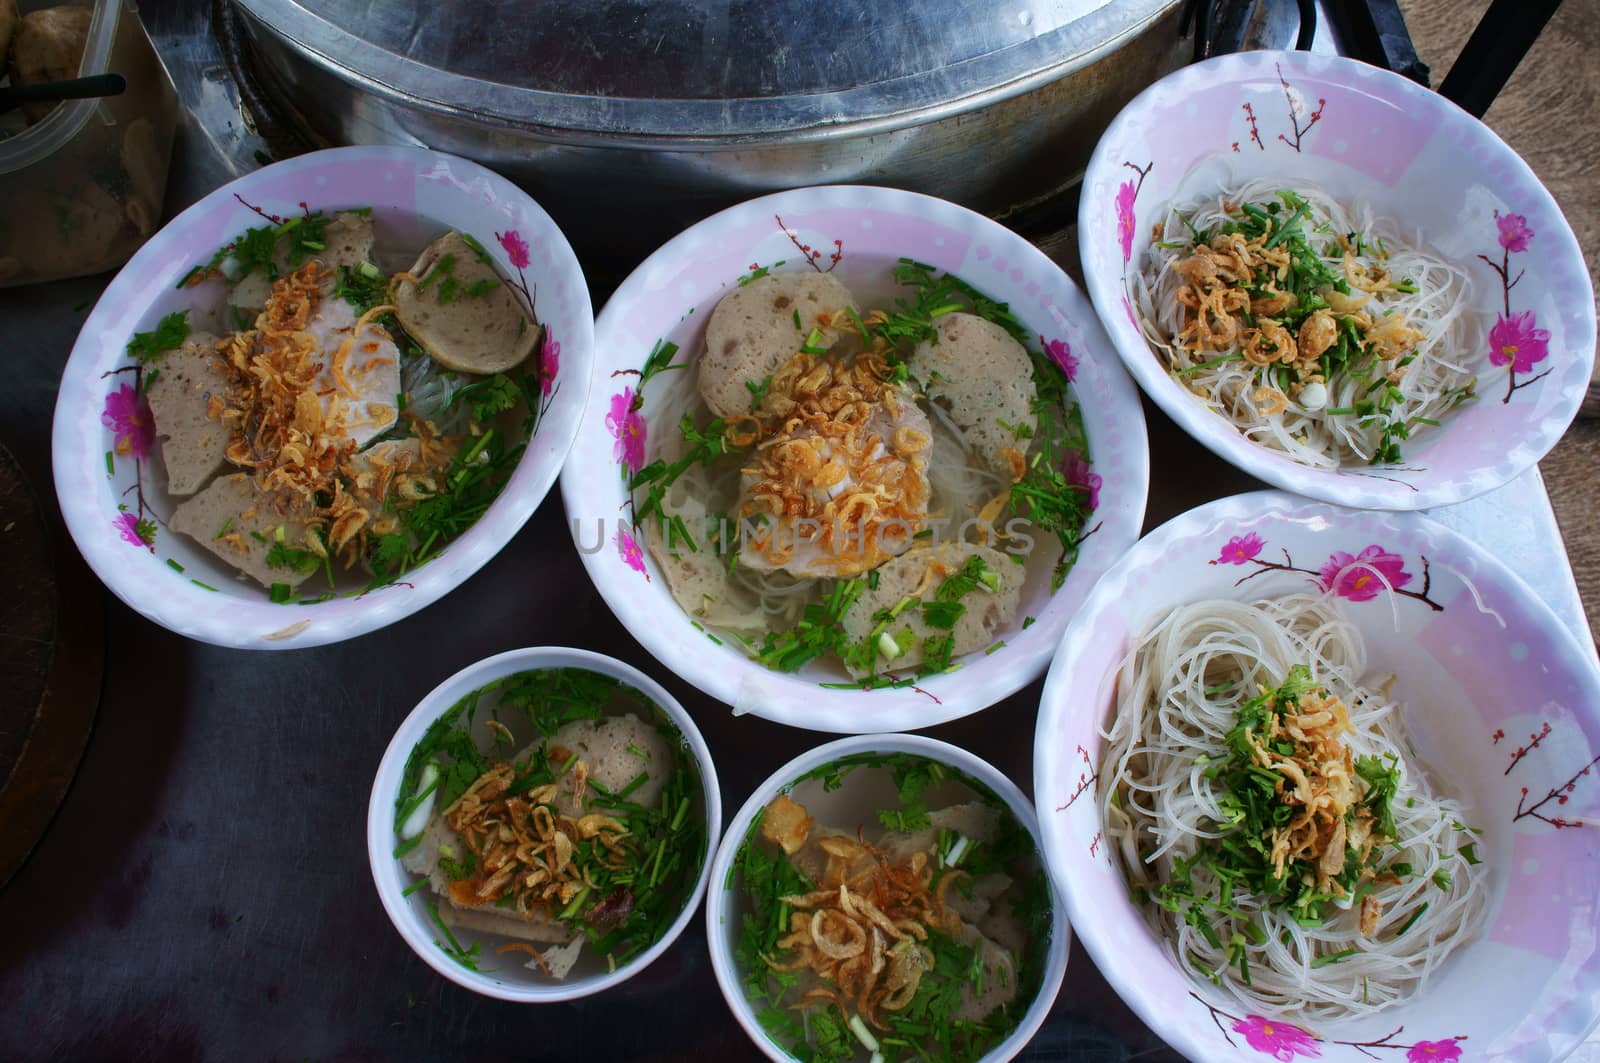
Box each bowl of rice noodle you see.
[560,184,1149,733]
[1034,489,1600,1060]
[1078,49,1595,510]
[52,146,593,647]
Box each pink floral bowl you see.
[1034,490,1600,1061]
[1078,50,1596,510]
[559,184,1149,733]
[51,146,593,648]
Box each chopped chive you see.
[165,558,185,573]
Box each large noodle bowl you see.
[1132,180,1481,468]
[1098,593,1491,1022]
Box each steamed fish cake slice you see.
[839,544,1019,676]
[913,312,1038,478]
[392,231,536,374]
[305,294,400,448]
[699,273,859,420]
[739,387,931,578]
[169,473,317,590]
[145,331,229,496]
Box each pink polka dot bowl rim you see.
[51,146,594,649]
[1078,49,1596,511]
[559,183,1149,734]
[1035,489,1600,1061]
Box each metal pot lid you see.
[234,0,1179,142]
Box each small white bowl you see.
[561,183,1148,733]
[1035,491,1600,1060]
[368,646,721,1003]
[706,732,1070,1061]
[52,146,594,648]
[1079,50,1595,510]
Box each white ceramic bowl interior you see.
[706,732,1070,1062]
[561,183,1149,733]
[1079,50,1596,510]
[53,146,594,648]
[368,646,721,1003]
[1034,490,1600,1060]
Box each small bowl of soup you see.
[368,646,721,1002]
[706,733,1069,1061]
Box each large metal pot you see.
[231,0,1196,266]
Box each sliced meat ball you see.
[10,5,91,124]
[839,544,1020,677]
[227,209,375,318]
[699,273,858,420]
[912,312,1038,478]
[548,714,671,817]
[953,920,1019,1022]
[169,473,317,590]
[145,331,229,496]
[392,231,536,374]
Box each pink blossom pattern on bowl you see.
[1079,50,1596,510]
[1035,490,1600,1063]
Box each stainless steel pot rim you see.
[236,0,1178,144]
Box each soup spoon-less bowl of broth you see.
[707,733,1069,1062]
[52,146,593,648]
[368,646,721,1002]
[561,184,1148,733]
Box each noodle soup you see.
[390,665,710,985]
[629,261,1095,690]
[723,748,1057,1062]
[121,205,556,602]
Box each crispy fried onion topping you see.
[441,757,632,921]
[214,262,454,566]
[739,345,930,576]
[759,798,964,1030]
[1241,685,1388,929]
[1168,227,1422,389]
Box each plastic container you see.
[0,0,178,286]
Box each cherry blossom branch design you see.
[1211,533,1443,612]
[1515,751,1600,830]
[1191,993,1465,1060]
[1054,745,1097,812]
[1479,210,1552,403]
[1275,63,1326,153]
[1505,722,1552,775]
[775,213,842,273]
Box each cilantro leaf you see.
[127,310,191,363]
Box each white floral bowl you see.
[1034,490,1600,1061]
[706,732,1070,1061]
[368,646,721,1003]
[560,184,1148,733]
[51,146,593,648]
[1079,50,1596,510]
